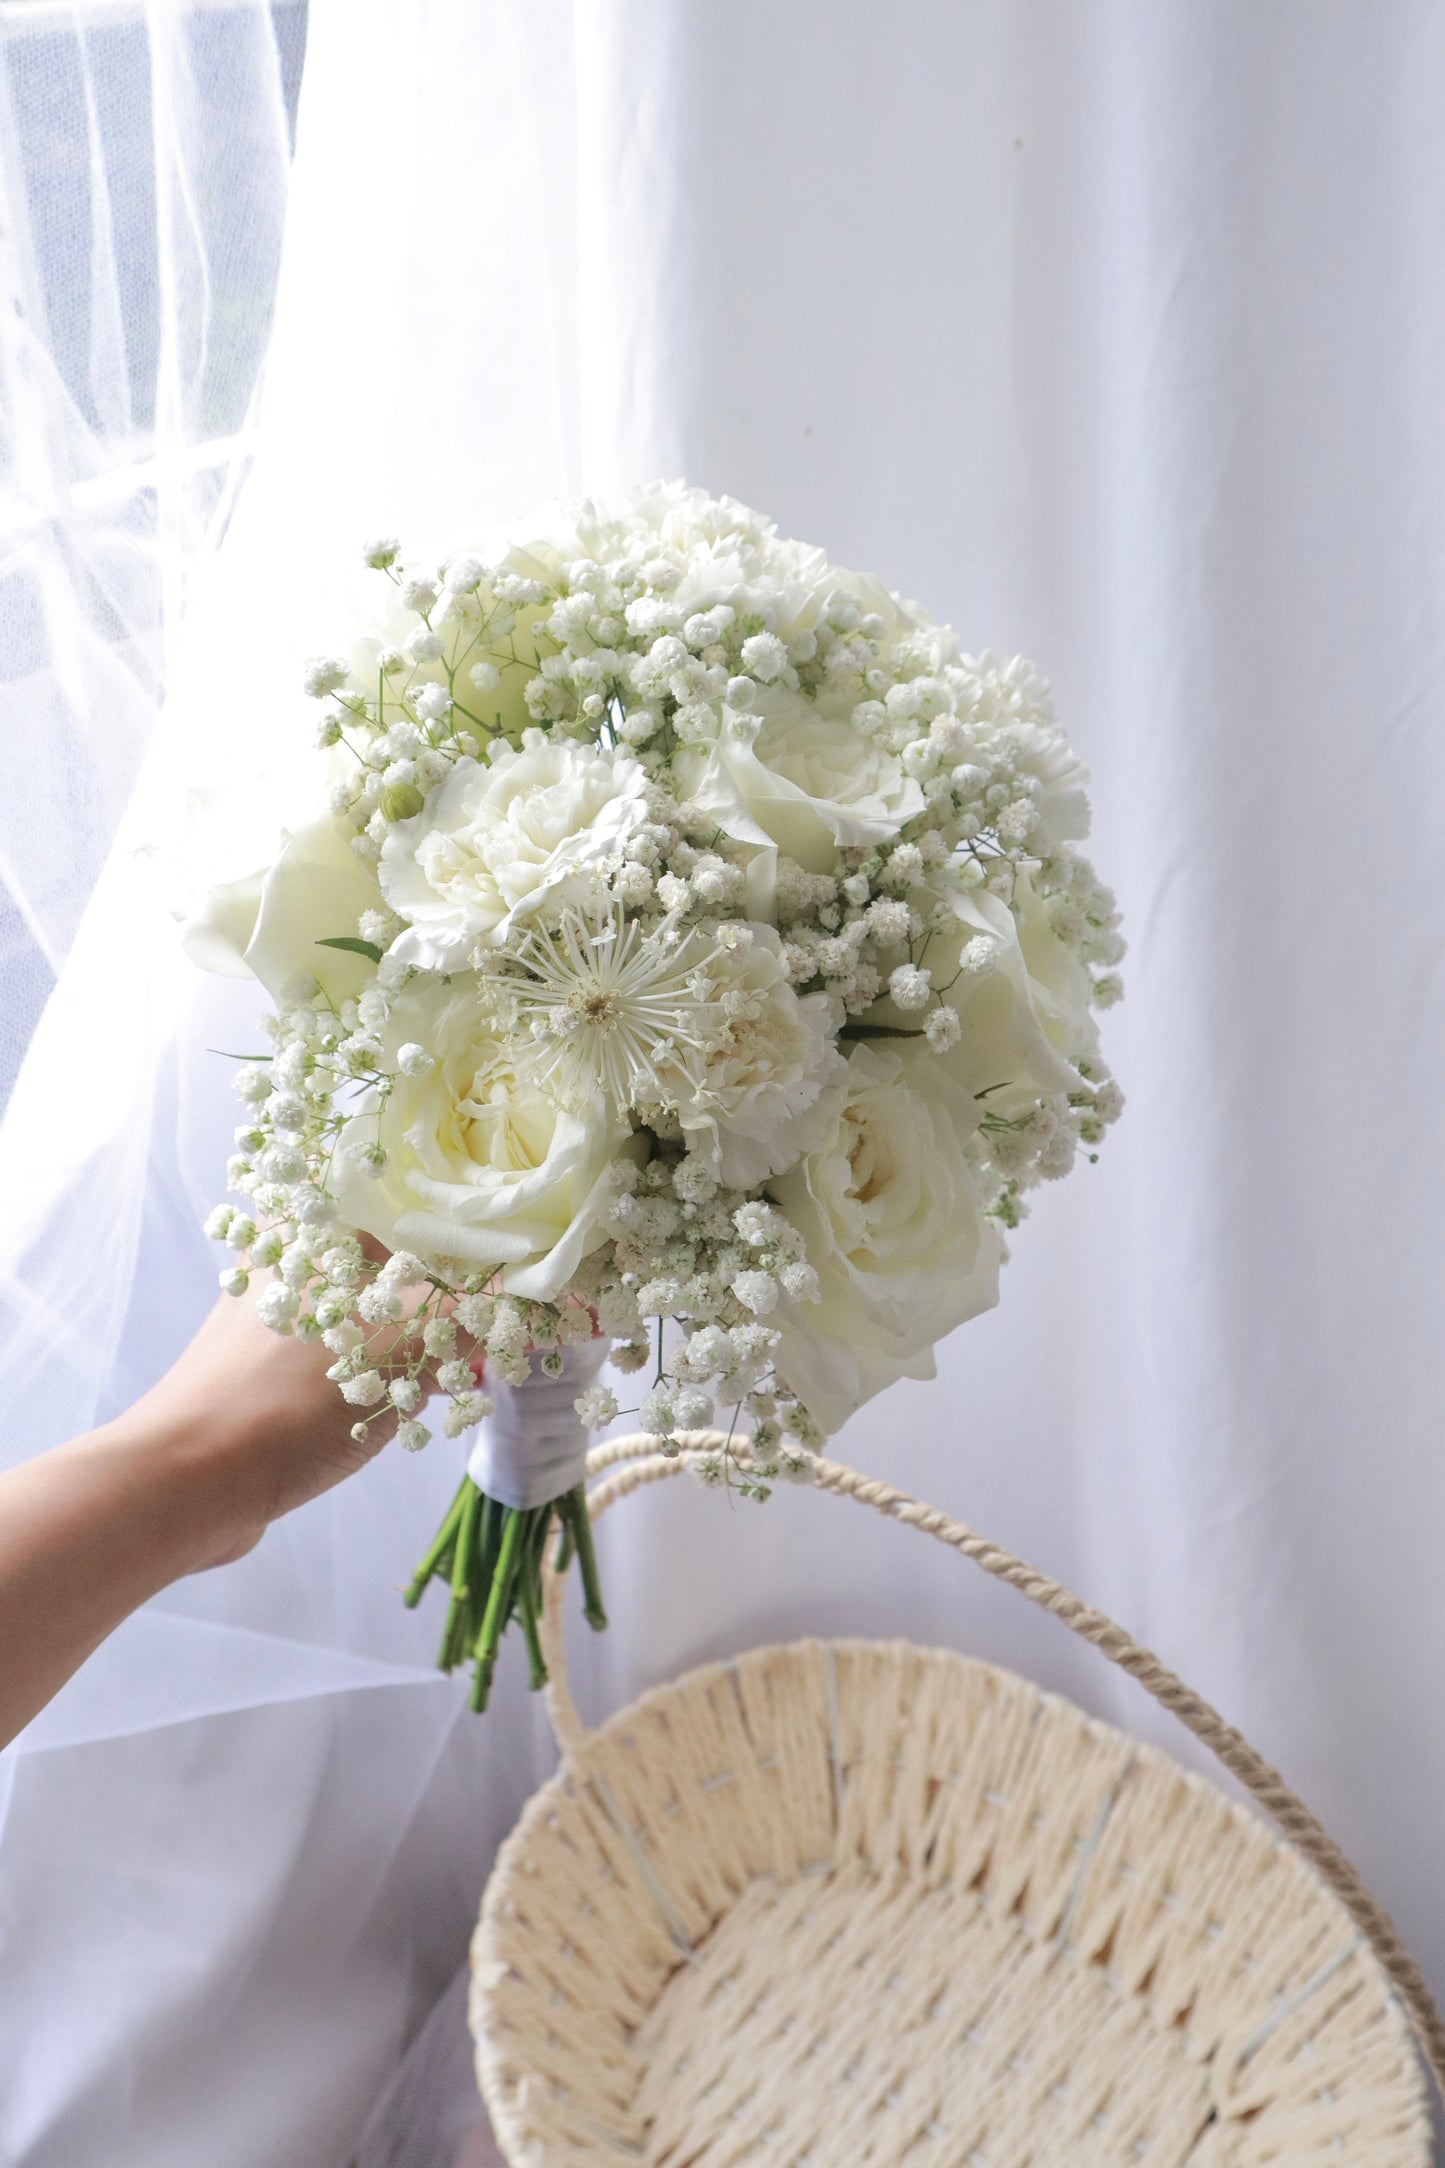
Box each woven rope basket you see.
[470,1437,1442,2164]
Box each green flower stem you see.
[468,1641,495,1712]
[515,1524,549,1693]
[403,1475,470,1608]
[451,1479,479,1606]
[439,1577,473,1673]
[475,1493,501,1611]
[475,1508,524,1668]
[532,1504,558,1648]
[527,1501,554,1606]
[437,1597,465,1675]
[564,1484,608,1631]
[437,1479,480,1671]
[406,1480,611,1712]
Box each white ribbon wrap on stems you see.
[465,1340,611,1510]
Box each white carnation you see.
[379,738,651,968]
[669,925,847,1188]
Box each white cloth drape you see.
[0,0,306,1109]
[2,4,1443,2163]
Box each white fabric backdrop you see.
[2,4,1443,2163]
[0,0,307,1110]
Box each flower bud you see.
[381,782,425,821]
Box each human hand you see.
[0,1264,465,1748]
[122,1287,390,1570]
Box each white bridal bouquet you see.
[186,484,1123,1707]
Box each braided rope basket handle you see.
[538,1429,1445,2108]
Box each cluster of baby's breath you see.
[205,986,492,1450]
[310,545,553,852]
[589,1167,823,1494]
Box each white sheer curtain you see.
[0,0,306,1106]
[3,5,1444,2165]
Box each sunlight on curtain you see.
[0,0,307,1109]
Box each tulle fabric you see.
[0,0,306,1110]
[0,8,583,2159]
[5,3,1445,2163]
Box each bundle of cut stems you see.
[404,1477,606,1711]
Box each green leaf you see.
[317,935,383,963]
[838,1022,926,1040]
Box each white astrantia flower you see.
[498,906,720,1116]
[378,734,651,967]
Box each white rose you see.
[768,1041,1002,1435]
[331,980,634,1299]
[1011,867,1099,1056]
[343,550,544,729]
[670,925,847,1186]
[181,813,382,1006]
[673,683,925,912]
[877,875,1097,1116]
[379,738,651,969]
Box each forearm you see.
[0,1414,234,1751]
[0,1288,407,1752]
